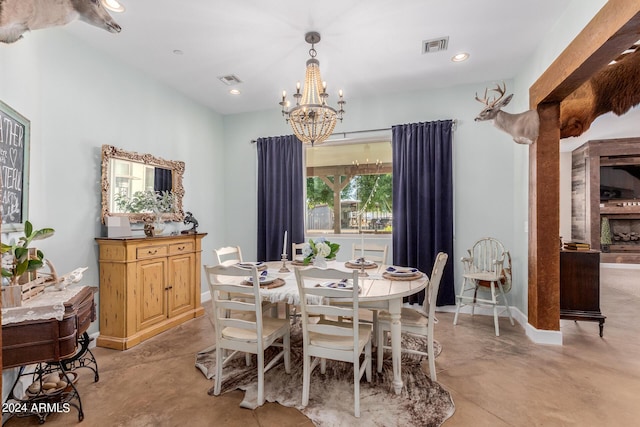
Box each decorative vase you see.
[313,255,327,268]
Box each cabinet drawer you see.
[136,245,168,259]
[169,241,194,255]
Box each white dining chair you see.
[453,237,514,336]
[291,242,306,261]
[376,252,448,381]
[294,267,372,418]
[214,246,243,266]
[204,264,291,406]
[351,243,388,264]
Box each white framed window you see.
[305,138,392,235]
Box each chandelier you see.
[280,31,345,146]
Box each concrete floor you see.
[5,266,639,426]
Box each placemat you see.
[345,261,378,270]
[291,260,309,266]
[240,278,286,289]
[382,272,424,281]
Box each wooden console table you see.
[559,250,606,337]
[2,286,99,424]
[95,233,206,350]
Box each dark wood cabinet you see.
[560,250,606,336]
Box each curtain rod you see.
[250,120,456,143]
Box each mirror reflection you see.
[101,145,185,224]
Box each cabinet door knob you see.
[177,245,186,251]
[148,249,158,255]
[165,285,173,290]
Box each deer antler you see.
[475,87,491,105]
[475,82,507,106]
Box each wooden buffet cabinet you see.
[95,233,206,350]
[560,250,606,337]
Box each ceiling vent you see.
[422,37,449,54]
[217,75,242,86]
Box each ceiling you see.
[62,0,573,116]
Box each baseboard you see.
[202,290,211,303]
[437,304,563,345]
[89,331,100,349]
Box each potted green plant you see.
[1,220,55,286]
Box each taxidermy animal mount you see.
[474,82,539,145]
[560,47,640,138]
[0,0,121,44]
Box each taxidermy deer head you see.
[0,0,121,44]
[474,82,539,145]
[560,47,640,138]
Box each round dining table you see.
[255,260,429,395]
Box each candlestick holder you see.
[357,258,369,277]
[279,253,290,273]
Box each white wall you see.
[222,82,524,308]
[0,28,226,327]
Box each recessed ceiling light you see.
[229,89,241,95]
[102,0,125,13]
[451,52,469,62]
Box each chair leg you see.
[214,345,223,396]
[365,339,372,382]
[320,358,327,374]
[427,336,437,382]
[491,282,500,336]
[302,354,311,407]
[283,331,291,374]
[353,355,360,418]
[453,279,465,325]
[257,351,265,406]
[245,353,252,366]
[498,283,515,326]
[376,327,385,373]
[372,310,378,346]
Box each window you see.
[305,139,392,235]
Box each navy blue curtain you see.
[257,135,305,261]
[392,120,455,306]
[154,167,172,193]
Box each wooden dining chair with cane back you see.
[453,237,514,336]
[294,267,372,418]
[204,264,291,406]
[376,252,448,381]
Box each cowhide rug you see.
[195,325,455,427]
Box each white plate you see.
[386,267,419,277]
[247,274,276,285]
[237,262,266,269]
[317,280,360,291]
[349,259,376,266]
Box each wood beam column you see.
[528,103,561,331]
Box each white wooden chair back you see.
[294,267,361,354]
[294,266,371,417]
[291,242,306,260]
[421,252,448,318]
[214,245,243,266]
[467,237,505,276]
[203,263,291,406]
[351,243,388,264]
[205,264,263,350]
[465,237,511,293]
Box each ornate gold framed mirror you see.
[100,145,185,224]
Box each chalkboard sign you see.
[0,100,30,232]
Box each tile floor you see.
[4,265,639,426]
